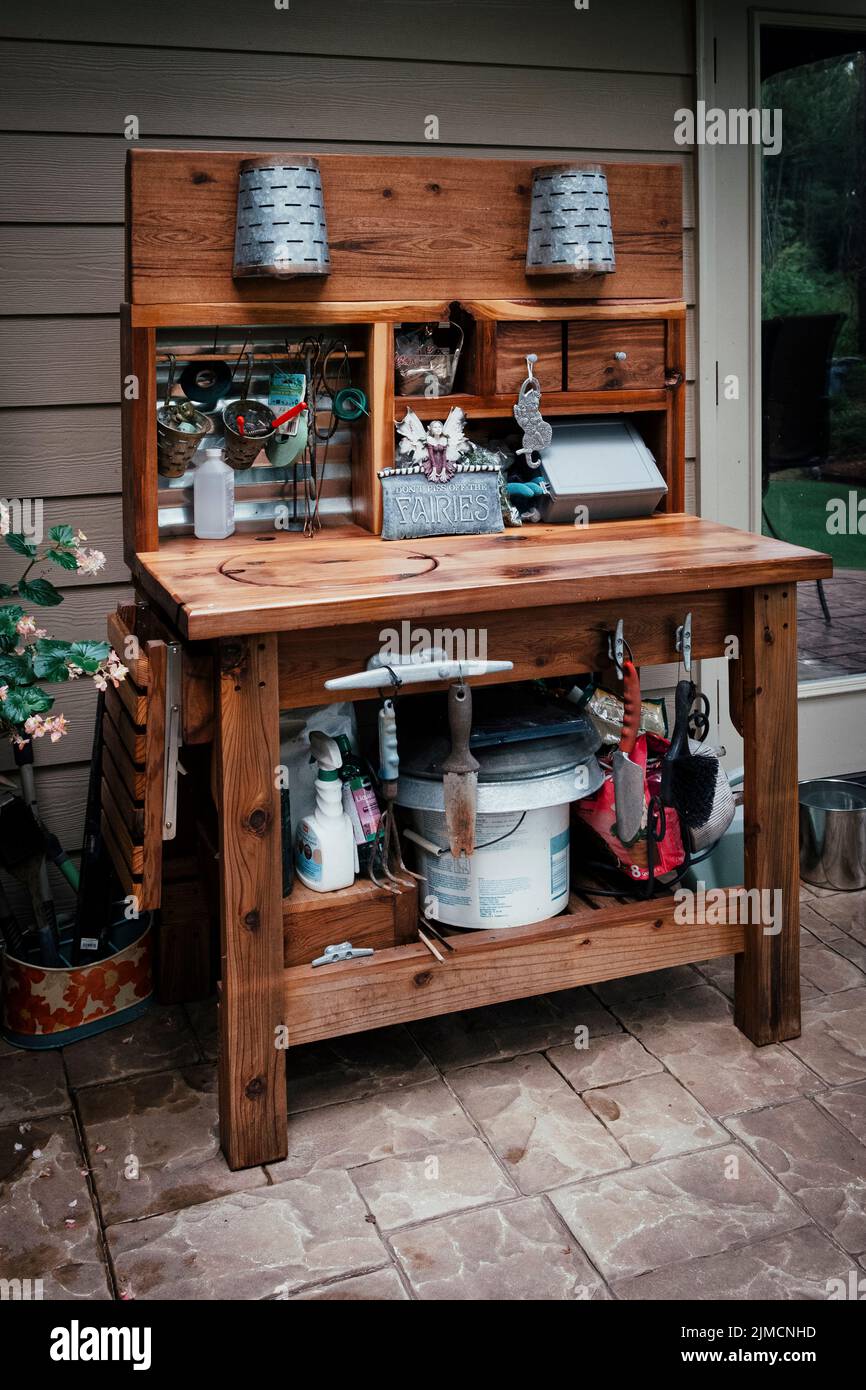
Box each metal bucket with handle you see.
[156,355,211,478]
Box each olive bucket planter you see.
[0,911,153,1050]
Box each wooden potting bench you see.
[111,150,831,1169]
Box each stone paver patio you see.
[798,569,866,682]
[1,882,864,1301]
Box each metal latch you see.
[311,941,375,967]
[162,642,182,840]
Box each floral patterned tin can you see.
[1,920,153,1049]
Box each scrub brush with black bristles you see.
[660,680,718,830]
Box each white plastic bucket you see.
[407,802,570,929]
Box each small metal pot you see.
[222,399,276,470]
[156,356,210,479]
[800,778,866,891]
[221,352,276,469]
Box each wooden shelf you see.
[131,300,451,329]
[281,888,745,1047]
[464,298,687,322]
[395,388,669,421]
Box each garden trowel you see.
[612,659,645,846]
[442,682,480,857]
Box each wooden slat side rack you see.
[117,150,832,1170]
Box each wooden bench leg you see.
[734,584,801,1045]
[216,634,288,1169]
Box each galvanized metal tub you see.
[799,778,866,891]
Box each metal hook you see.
[607,619,632,681]
[675,611,693,676]
[163,353,178,400]
[518,353,539,398]
[383,664,403,699]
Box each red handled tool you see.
[272,401,308,430]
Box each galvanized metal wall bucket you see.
[233,155,330,279]
[526,164,615,278]
[800,778,866,891]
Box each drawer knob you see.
[614,350,628,361]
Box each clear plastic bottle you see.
[194,446,235,539]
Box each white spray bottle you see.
[294,731,358,892]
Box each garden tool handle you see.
[620,659,641,757]
[378,699,400,782]
[441,684,480,776]
[660,678,696,804]
[272,401,308,430]
[325,658,513,691]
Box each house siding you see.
[0,0,696,855]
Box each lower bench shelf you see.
[282,885,745,1047]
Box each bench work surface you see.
[133,514,832,640]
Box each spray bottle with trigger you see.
[294,731,358,892]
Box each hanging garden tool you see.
[611,657,645,846]
[325,650,514,883]
[441,681,480,858]
[660,678,717,831]
[369,697,421,894]
[675,608,710,742]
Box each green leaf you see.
[0,605,24,640]
[68,639,110,673]
[32,639,73,683]
[48,524,76,548]
[0,684,53,723]
[0,651,34,686]
[46,548,80,571]
[0,584,12,598]
[4,532,37,558]
[17,578,63,607]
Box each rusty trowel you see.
[612,658,645,846]
[442,682,480,856]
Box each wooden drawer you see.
[567,320,665,391]
[495,322,563,394]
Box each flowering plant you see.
[0,521,126,746]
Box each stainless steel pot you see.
[799,778,866,892]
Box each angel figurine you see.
[396,405,469,484]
